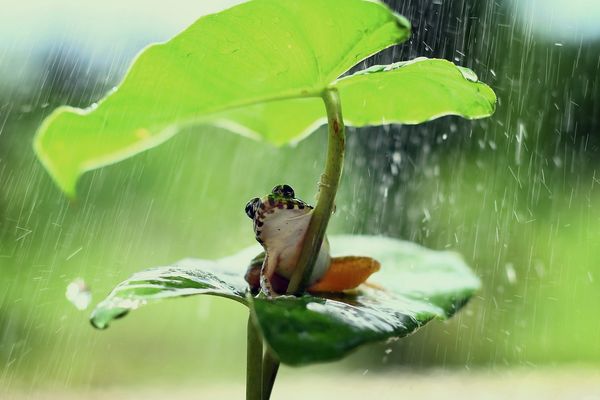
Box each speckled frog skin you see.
[244,185,381,296]
[244,185,331,295]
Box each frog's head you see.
[245,184,296,218]
[244,184,313,245]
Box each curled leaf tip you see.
[393,12,412,34]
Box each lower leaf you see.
[90,235,479,367]
[90,252,253,329]
[251,235,480,365]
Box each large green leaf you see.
[34,0,410,196]
[90,235,480,366]
[252,235,480,365]
[218,58,496,145]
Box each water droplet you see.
[553,156,563,167]
[505,263,517,285]
[66,278,92,311]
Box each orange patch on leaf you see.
[308,256,380,293]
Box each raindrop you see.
[534,261,546,278]
[552,156,563,167]
[515,122,526,165]
[505,263,517,285]
[65,278,92,311]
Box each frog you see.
[244,184,381,296]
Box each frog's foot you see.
[259,253,288,297]
[245,263,289,294]
[260,272,276,296]
[308,256,381,293]
[244,253,264,293]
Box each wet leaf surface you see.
[91,235,479,366]
[251,235,479,365]
[90,248,256,329]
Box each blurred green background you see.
[1,0,599,397]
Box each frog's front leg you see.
[244,251,278,296]
[245,252,289,294]
[244,252,264,293]
[260,252,279,296]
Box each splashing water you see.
[65,278,92,311]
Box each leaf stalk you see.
[247,315,263,400]
[258,87,346,399]
[287,87,346,294]
[261,350,280,399]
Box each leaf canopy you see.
[219,58,496,145]
[34,0,497,197]
[90,235,480,365]
[34,0,411,196]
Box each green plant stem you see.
[261,350,280,399]
[259,88,346,400]
[247,315,263,400]
[287,87,346,294]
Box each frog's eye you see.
[272,184,295,198]
[245,198,260,219]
